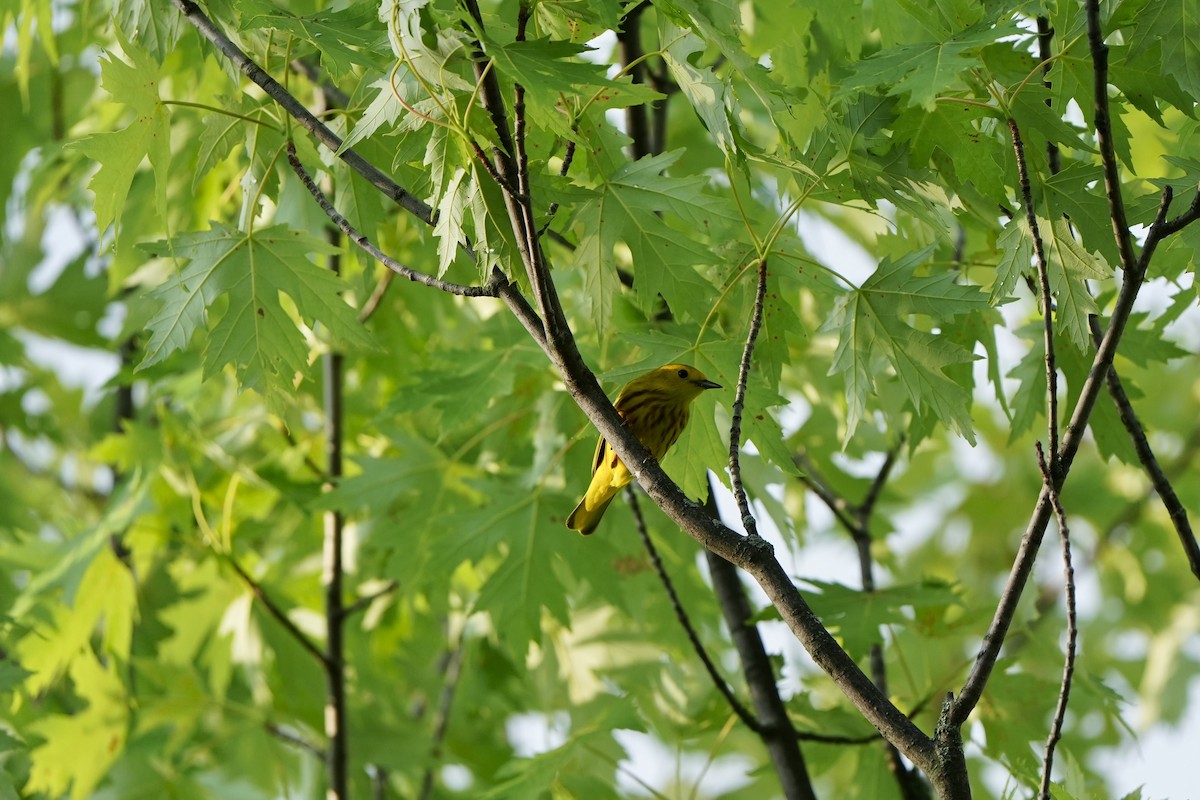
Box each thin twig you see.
[1088,318,1200,580]
[286,142,492,297]
[266,721,327,759]
[1035,443,1077,800]
[728,258,769,537]
[358,270,396,323]
[1155,186,1200,238]
[616,2,652,160]
[174,0,433,223]
[471,139,523,197]
[461,0,568,346]
[793,451,858,532]
[1035,18,1061,174]
[1102,425,1200,544]
[626,488,764,733]
[1085,0,1138,275]
[947,0,1165,728]
[851,443,925,798]
[225,554,332,670]
[417,640,467,800]
[1008,118,1059,473]
[538,140,577,239]
[1035,16,1194,577]
[701,479,817,800]
[340,580,401,621]
[323,231,350,800]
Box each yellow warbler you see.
[566,364,721,535]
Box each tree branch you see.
[174,0,432,224]
[626,488,764,734]
[461,0,569,347]
[1088,317,1200,580]
[322,232,349,800]
[181,0,936,776]
[728,258,768,537]
[285,143,490,297]
[948,1,1171,728]
[616,2,653,160]
[224,554,332,670]
[1035,443,1077,800]
[705,549,817,800]
[417,640,466,800]
[1008,118,1059,474]
[1085,0,1139,276]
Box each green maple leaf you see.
[485,35,662,110]
[824,248,984,442]
[654,0,788,128]
[432,496,573,653]
[25,652,129,800]
[1043,217,1111,350]
[241,0,389,81]
[840,20,1014,109]
[992,214,1033,303]
[660,21,736,155]
[1108,45,1197,124]
[70,38,170,236]
[1041,164,1120,268]
[1129,0,1200,98]
[802,578,961,660]
[114,0,183,60]
[139,223,375,393]
[570,151,736,332]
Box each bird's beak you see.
[697,379,722,390]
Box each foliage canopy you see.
[3,0,1200,798]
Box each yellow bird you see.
[566,363,721,535]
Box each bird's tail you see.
[566,490,617,535]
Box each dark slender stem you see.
[616,2,652,160]
[1035,443,1077,800]
[461,0,517,172]
[1087,318,1200,579]
[853,444,926,798]
[461,0,567,348]
[340,580,401,620]
[1085,0,1138,276]
[286,143,490,296]
[471,139,523,196]
[949,3,1160,729]
[1035,17,1061,174]
[627,488,764,733]
[703,481,817,800]
[417,641,466,800]
[174,0,433,224]
[538,140,577,238]
[266,721,327,759]
[323,231,349,800]
[728,258,768,537]
[1008,118,1059,474]
[225,555,332,669]
[794,451,859,532]
[1103,425,1200,540]
[1156,186,1200,238]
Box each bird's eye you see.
[677,369,689,379]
